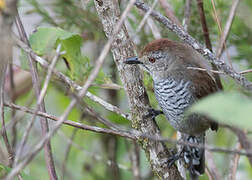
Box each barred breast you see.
[154,78,209,134]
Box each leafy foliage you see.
[7,0,252,179]
[189,92,252,129]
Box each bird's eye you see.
[148,57,156,63]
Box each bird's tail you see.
[181,133,205,180]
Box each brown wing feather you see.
[189,70,219,131]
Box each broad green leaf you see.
[29,27,89,81]
[189,92,252,129]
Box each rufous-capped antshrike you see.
[125,39,221,180]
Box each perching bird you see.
[125,38,221,179]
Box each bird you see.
[124,38,221,180]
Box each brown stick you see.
[216,0,240,58]
[15,14,58,180]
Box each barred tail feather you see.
[182,133,205,180]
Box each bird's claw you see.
[167,150,184,168]
[144,108,163,119]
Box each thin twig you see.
[205,150,221,180]
[196,0,212,51]
[15,14,58,180]
[5,1,137,178]
[134,0,252,91]
[222,124,252,165]
[187,66,252,75]
[8,64,18,149]
[136,0,158,34]
[57,131,131,171]
[158,0,182,27]
[210,0,232,68]
[183,0,192,31]
[228,143,241,180]
[4,102,135,140]
[13,44,62,167]
[129,142,141,180]
[197,0,222,90]
[4,102,252,157]
[0,67,14,166]
[146,17,161,39]
[61,128,78,180]
[216,0,240,58]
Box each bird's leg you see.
[167,149,184,168]
[144,108,163,120]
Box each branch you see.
[228,143,241,180]
[222,124,252,165]
[0,0,18,167]
[4,102,252,157]
[183,0,192,31]
[158,0,182,27]
[216,0,240,58]
[15,14,58,180]
[1,69,14,166]
[196,0,212,51]
[4,102,136,140]
[205,150,222,180]
[134,0,252,91]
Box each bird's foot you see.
[167,150,184,168]
[144,108,163,120]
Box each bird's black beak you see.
[124,56,143,64]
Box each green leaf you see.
[189,92,252,129]
[29,27,90,81]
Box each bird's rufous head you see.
[124,38,184,80]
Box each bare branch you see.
[222,124,252,165]
[4,102,252,157]
[129,142,141,180]
[183,0,192,31]
[57,131,131,171]
[134,0,252,91]
[4,102,136,140]
[1,69,14,166]
[61,128,78,180]
[196,0,212,51]
[15,14,58,180]
[146,17,161,39]
[0,0,18,167]
[159,0,182,27]
[228,143,241,180]
[205,150,222,180]
[135,0,158,34]
[8,64,18,149]
[216,0,240,58]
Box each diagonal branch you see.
[216,0,240,58]
[15,14,58,180]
